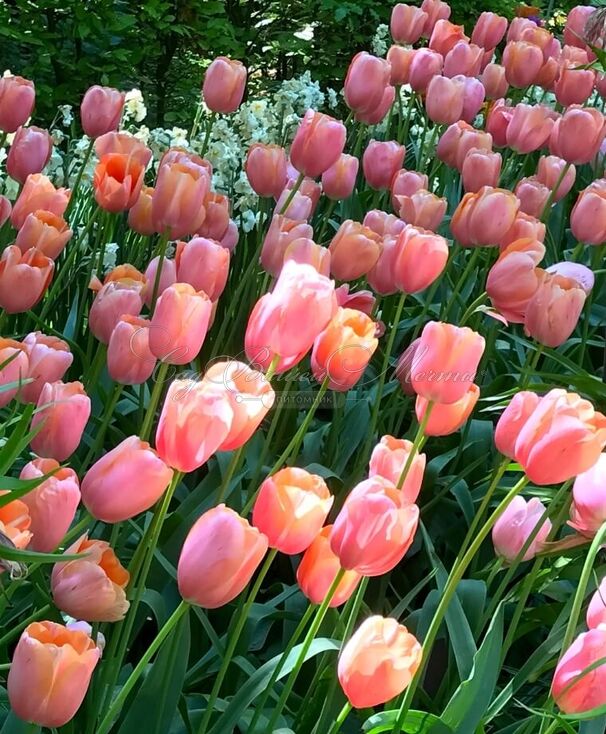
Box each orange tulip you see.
[151,160,209,239]
[52,535,129,622]
[8,621,100,727]
[93,153,145,213]
[429,19,468,56]
[0,493,32,550]
[30,381,91,462]
[283,237,330,276]
[386,45,415,86]
[15,209,72,260]
[10,173,70,230]
[451,186,519,247]
[329,220,382,281]
[338,616,422,708]
[416,384,480,436]
[369,435,426,503]
[94,131,152,167]
[178,504,268,608]
[127,185,155,235]
[0,246,54,313]
[502,41,543,88]
[396,189,447,232]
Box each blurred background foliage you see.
[0,0,581,128]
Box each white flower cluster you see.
[123,89,147,124]
[372,23,390,57]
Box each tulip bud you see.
[95,131,152,167]
[363,140,406,191]
[20,458,80,552]
[462,148,501,193]
[367,235,399,295]
[421,0,451,37]
[151,160,209,239]
[506,104,555,154]
[107,315,156,385]
[178,504,268,608]
[387,46,415,86]
[416,384,480,436]
[392,225,449,293]
[369,435,426,503]
[564,5,595,49]
[391,4,428,43]
[503,41,543,88]
[8,621,100,728]
[481,63,509,99]
[328,220,382,280]
[202,57,247,114]
[492,496,551,562]
[494,390,540,459]
[451,186,519,246]
[52,536,129,622]
[536,155,576,202]
[197,191,230,241]
[487,238,545,323]
[21,331,73,404]
[437,121,493,171]
[260,215,313,276]
[0,246,54,314]
[524,272,586,348]
[0,75,35,133]
[472,12,508,49]
[89,276,144,345]
[141,255,176,307]
[15,210,72,260]
[289,110,346,179]
[322,154,359,201]
[425,75,465,124]
[0,339,29,407]
[550,105,606,164]
[396,189,447,232]
[80,85,124,138]
[443,42,484,78]
[587,578,606,629]
[460,76,486,124]
[11,173,70,230]
[555,63,595,107]
[409,49,443,93]
[571,181,606,245]
[30,381,91,462]
[570,453,606,537]
[344,52,391,116]
[515,176,551,218]
[552,626,606,714]
[175,237,230,301]
[128,186,155,235]
[6,126,52,184]
[245,143,288,198]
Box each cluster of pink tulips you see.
[1,1,606,732]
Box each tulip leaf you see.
[0,711,41,733]
[362,710,453,734]
[440,602,505,732]
[0,544,88,563]
[0,469,62,507]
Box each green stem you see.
[199,111,217,157]
[81,383,123,470]
[441,247,481,322]
[215,445,244,505]
[327,702,352,734]
[459,291,487,326]
[396,407,431,491]
[391,476,529,731]
[190,100,203,140]
[0,603,51,647]
[140,361,170,442]
[520,344,544,389]
[149,231,170,315]
[197,548,278,734]
[540,163,571,223]
[278,172,305,216]
[265,568,347,733]
[96,601,190,734]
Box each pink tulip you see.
[460,76,486,123]
[322,154,359,201]
[0,339,29,407]
[290,110,346,178]
[570,181,606,245]
[416,384,479,436]
[536,155,576,202]
[462,148,501,193]
[472,12,508,49]
[15,210,72,260]
[481,64,509,99]
[515,177,551,218]
[451,186,519,246]
[355,86,396,125]
[363,210,407,238]
[387,46,415,86]
[0,75,35,133]
[587,578,606,629]
[390,4,428,44]
[506,104,556,154]
[550,106,606,164]
[443,42,483,78]
[6,126,52,185]
[563,5,595,49]
[555,63,596,107]
[329,220,382,281]
[429,20,468,57]
[344,52,391,116]
[570,453,606,536]
[141,255,177,308]
[391,170,428,210]
[425,75,465,124]
[107,315,157,385]
[80,86,124,138]
[396,189,447,232]
[437,121,493,171]
[95,131,152,167]
[21,332,73,404]
[552,626,606,714]
[492,496,551,562]
[261,215,313,276]
[202,57,247,114]
[0,246,54,314]
[369,435,426,503]
[89,277,144,344]
[30,381,91,461]
[363,140,405,190]
[409,49,443,93]
[175,237,230,301]
[421,0,451,37]
[503,41,543,88]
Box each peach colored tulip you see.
[367,235,399,295]
[524,272,586,348]
[274,184,312,220]
[338,616,422,708]
[587,578,606,628]
[443,42,483,78]
[329,220,382,281]
[175,236,230,301]
[178,504,268,607]
[515,176,551,219]
[297,526,361,607]
[141,255,176,307]
[81,435,172,522]
[412,321,485,404]
[564,5,594,48]
[245,261,336,371]
[550,106,606,164]
[30,381,91,461]
[283,237,330,276]
[204,360,274,450]
[245,143,288,198]
[11,174,70,230]
[460,76,486,123]
[546,262,594,294]
[152,159,209,239]
[392,225,449,293]
[514,389,606,485]
[160,147,213,175]
[203,56,246,113]
[395,338,422,396]
[290,109,346,179]
[21,331,73,404]
[552,626,606,714]
[555,63,595,107]
[451,186,519,246]
[6,126,52,184]
[89,275,144,344]
[501,212,546,249]
[495,390,540,459]
[80,85,124,138]
[52,536,129,622]
[486,98,514,147]
[536,155,576,202]
[421,0,451,37]
[492,496,551,562]
[507,17,536,42]
[0,491,31,550]
[253,467,333,554]
[506,104,555,154]
[197,191,230,241]
[391,4,428,43]
[0,75,35,133]
[149,283,212,365]
[369,435,426,503]
[322,154,359,201]
[503,41,543,88]
[8,621,100,727]
[94,131,152,167]
[363,209,406,238]
[391,170,428,209]
[0,246,54,313]
[155,378,234,472]
[429,19,468,56]
[408,49,444,93]
[15,209,72,260]
[571,181,606,245]
[93,153,145,213]
[387,46,415,86]
[0,339,28,407]
[416,383,480,436]
[487,238,545,323]
[570,453,606,536]
[437,121,493,171]
[344,52,391,116]
[107,315,156,385]
[358,84,397,126]
[462,148,501,193]
[425,75,465,124]
[221,219,239,252]
[362,140,405,191]
[19,458,80,552]
[330,477,419,576]
[311,307,378,391]
[472,12,507,49]
[396,189,447,231]
[128,185,155,235]
[481,64,509,99]
[261,215,313,276]
[535,57,559,90]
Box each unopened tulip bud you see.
[329,220,382,280]
[492,496,551,562]
[363,209,407,238]
[409,49,443,93]
[462,148,501,192]
[344,52,391,116]
[261,215,313,276]
[21,331,73,404]
[363,140,405,191]
[393,224,449,294]
[552,626,606,714]
[555,63,595,107]
[524,272,586,348]
[290,109,346,178]
[451,186,519,246]
[355,86,396,125]
[390,4,428,44]
[178,505,268,608]
[437,121,493,171]
[571,181,606,244]
[425,75,465,124]
[503,41,543,88]
[481,64,509,99]
[421,0,451,37]
[176,237,230,301]
[416,384,480,436]
[322,154,359,201]
[429,19,468,56]
[369,435,426,503]
[550,105,606,164]
[506,104,556,154]
[460,76,486,123]
[547,262,594,295]
[396,189,447,231]
[30,381,91,462]
[245,143,288,198]
[536,155,576,202]
[6,126,52,184]
[11,174,70,230]
[128,186,155,235]
[515,176,551,219]
[152,160,209,240]
[202,57,247,114]
[563,5,595,49]
[80,85,124,138]
[0,75,35,133]
[443,42,483,78]
[0,246,54,313]
[107,315,156,385]
[472,12,508,49]
[0,339,29,407]
[387,46,415,86]
[494,390,540,459]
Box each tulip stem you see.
[540,163,571,223]
[189,99,203,140]
[441,247,481,322]
[149,231,170,315]
[396,404,432,491]
[140,360,170,442]
[197,548,278,734]
[264,568,346,733]
[199,111,217,157]
[327,702,352,734]
[215,446,244,505]
[67,137,95,218]
[278,172,305,216]
[390,475,529,732]
[285,375,330,466]
[0,603,50,647]
[81,382,123,470]
[96,600,190,734]
[459,290,487,326]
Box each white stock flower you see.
[124,89,147,123]
[372,23,390,57]
[103,243,119,273]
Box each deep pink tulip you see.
[202,57,247,114]
[390,4,428,44]
[471,12,508,49]
[363,140,405,190]
[80,85,124,138]
[0,75,35,133]
[30,381,91,462]
[6,126,52,184]
[552,626,606,714]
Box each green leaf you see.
[441,603,505,733]
[0,545,88,564]
[0,469,61,507]
[362,710,453,734]
[0,712,40,733]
